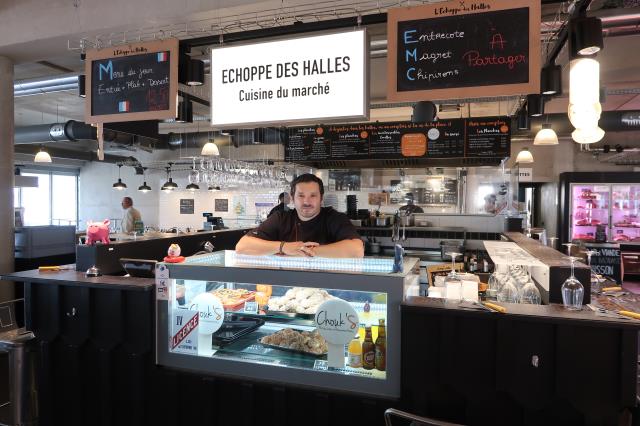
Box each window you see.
[15,170,78,227]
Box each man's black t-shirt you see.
[251,207,360,244]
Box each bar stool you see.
[384,408,467,426]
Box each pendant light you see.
[34,146,52,163]
[515,147,534,163]
[572,126,605,144]
[161,163,178,192]
[186,183,200,191]
[186,59,205,86]
[112,164,127,190]
[527,94,544,117]
[176,100,193,123]
[569,17,603,57]
[516,107,530,130]
[201,140,220,156]
[138,167,152,193]
[540,64,562,96]
[208,186,221,192]
[533,123,559,146]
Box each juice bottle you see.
[347,335,362,368]
[375,319,386,371]
[362,326,375,370]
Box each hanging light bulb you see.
[112,164,127,190]
[515,147,534,163]
[138,167,152,192]
[34,146,52,163]
[534,123,559,146]
[201,140,220,156]
[572,126,605,144]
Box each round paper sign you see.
[189,292,225,335]
[314,299,359,345]
[427,128,440,141]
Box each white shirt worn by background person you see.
[122,206,142,233]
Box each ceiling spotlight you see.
[527,94,544,117]
[201,140,220,156]
[176,100,193,123]
[570,17,603,57]
[138,167,152,193]
[517,107,530,130]
[515,147,534,163]
[112,164,127,190]
[615,144,624,153]
[533,123,559,146]
[186,59,205,86]
[78,75,86,98]
[541,64,562,95]
[34,146,52,163]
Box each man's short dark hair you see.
[290,173,324,197]
[278,192,287,202]
[123,197,133,206]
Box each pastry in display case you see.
[156,251,418,398]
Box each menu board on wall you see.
[215,199,229,212]
[387,0,540,101]
[180,199,195,215]
[284,117,510,162]
[85,38,178,123]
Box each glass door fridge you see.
[611,184,640,243]
[570,184,610,243]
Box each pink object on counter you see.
[85,219,110,245]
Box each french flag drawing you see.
[118,101,130,112]
[157,52,168,62]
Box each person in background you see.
[236,173,364,258]
[121,196,142,234]
[268,192,291,217]
[399,192,424,215]
[483,194,498,214]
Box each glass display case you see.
[156,251,419,398]
[611,184,640,242]
[569,183,640,243]
[570,184,610,242]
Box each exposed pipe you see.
[15,120,96,144]
[14,144,139,165]
[513,110,640,137]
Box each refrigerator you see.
[559,172,640,283]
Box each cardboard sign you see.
[171,309,199,354]
[188,293,225,335]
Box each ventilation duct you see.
[15,120,96,144]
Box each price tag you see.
[243,301,258,314]
[313,360,329,371]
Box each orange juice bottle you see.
[347,335,362,368]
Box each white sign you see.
[171,309,199,354]
[314,299,359,368]
[155,263,170,301]
[189,293,225,335]
[210,29,369,127]
[518,168,533,182]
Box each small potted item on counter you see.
[163,243,185,263]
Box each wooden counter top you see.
[403,296,640,329]
[1,268,154,291]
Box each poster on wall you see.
[180,199,195,215]
[210,29,369,127]
[84,38,179,123]
[215,199,229,212]
[232,196,247,216]
[387,0,540,102]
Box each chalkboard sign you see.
[215,199,229,212]
[285,117,510,162]
[180,199,195,215]
[85,39,178,123]
[585,245,621,284]
[387,0,540,102]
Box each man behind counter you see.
[236,174,364,258]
